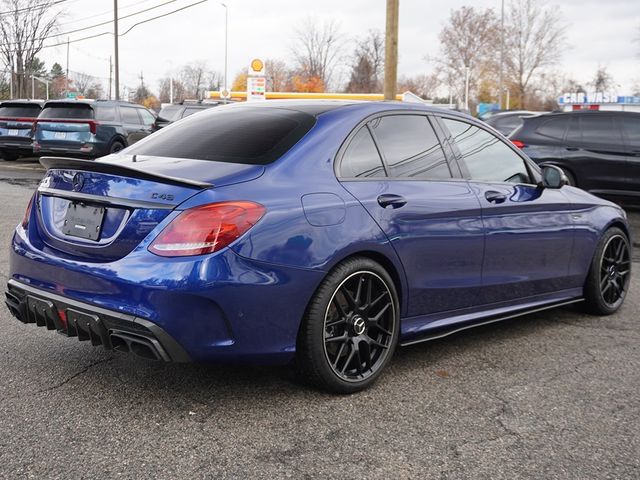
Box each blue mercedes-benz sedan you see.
[5,101,632,393]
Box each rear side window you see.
[567,115,622,145]
[120,107,141,124]
[94,105,117,122]
[340,127,386,178]
[158,105,183,121]
[443,118,530,184]
[126,107,316,164]
[369,115,451,179]
[535,116,570,140]
[183,107,206,118]
[40,104,94,119]
[0,104,41,118]
[620,116,640,149]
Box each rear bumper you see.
[34,141,105,158]
[0,136,33,154]
[9,227,324,364]
[5,279,191,362]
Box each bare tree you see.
[158,76,186,103]
[71,71,93,96]
[504,0,565,108]
[345,30,384,93]
[589,66,615,91]
[437,6,499,106]
[265,58,290,92]
[0,0,63,98]
[291,18,344,90]
[397,73,440,99]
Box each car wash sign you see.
[558,92,640,105]
[247,58,266,102]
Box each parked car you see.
[33,99,157,158]
[509,111,640,200]
[484,110,540,136]
[6,101,631,393]
[156,101,225,128]
[0,100,43,160]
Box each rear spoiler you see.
[39,157,213,189]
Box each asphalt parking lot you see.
[0,159,638,479]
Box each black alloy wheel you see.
[585,227,631,315]
[297,257,399,393]
[598,234,631,307]
[323,271,395,382]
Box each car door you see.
[563,114,629,195]
[439,116,576,305]
[619,114,640,194]
[338,113,485,317]
[119,106,145,144]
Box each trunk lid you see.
[33,156,264,262]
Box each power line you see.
[2,0,179,47]
[0,0,209,54]
[119,0,208,36]
[0,0,74,16]
[57,0,156,27]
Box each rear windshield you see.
[40,104,94,120]
[158,105,183,121]
[126,107,316,164]
[0,104,41,118]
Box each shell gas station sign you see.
[247,58,266,102]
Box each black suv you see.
[33,100,157,159]
[510,111,640,199]
[0,100,43,160]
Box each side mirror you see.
[540,164,568,189]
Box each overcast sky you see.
[37,0,640,96]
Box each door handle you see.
[484,190,508,204]
[377,194,407,209]
[565,147,579,151]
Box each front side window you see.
[620,116,640,149]
[443,118,530,184]
[339,127,386,178]
[138,109,156,126]
[369,115,451,179]
[567,115,622,145]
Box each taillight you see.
[149,201,266,257]
[511,140,526,149]
[88,120,99,134]
[21,193,35,229]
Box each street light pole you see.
[384,0,399,100]
[221,3,228,92]
[498,0,504,109]
[114,0,120,100]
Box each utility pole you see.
[109,56,113,100]
[65,38,70,96]
[384,0,399,100]
[114,0,120,100]
[498,0,504,109]
[464,66,470,111]
[9,67,13,99]
[31,75,35,98]
[221,3,228,92]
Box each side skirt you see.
[399,298,584,347]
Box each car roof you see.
[220,99,474,120]
[42,99,139,108]
[0,99,44,107]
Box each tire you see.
[584,227,631,315]
[297,257,400,394]
[109,139,126,154]
[1,151,19,161]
